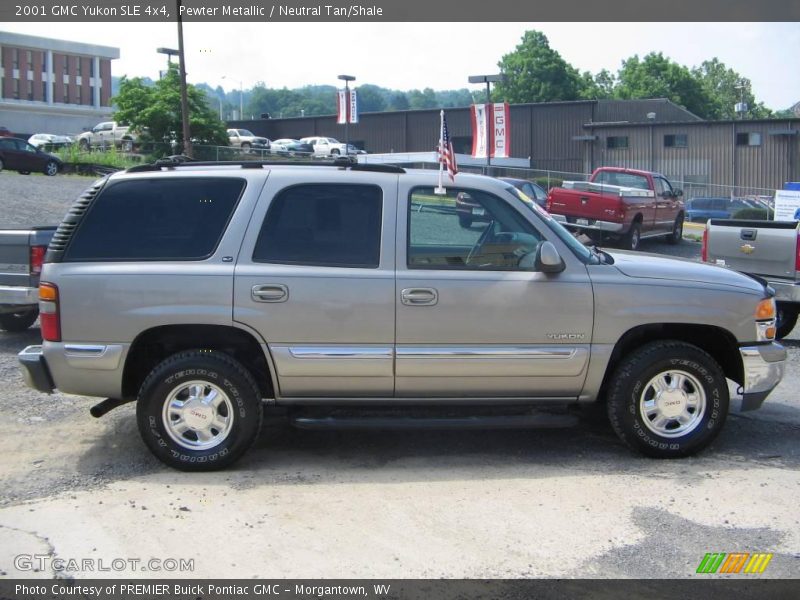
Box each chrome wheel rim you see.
[631,229,640,249]
[162,380,234,450]
[639,369,706,438]
[46,162,57,176]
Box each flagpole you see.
[435,110,445,195]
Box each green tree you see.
[692,58,772,119]
[113,65,228,156]
[494,30,582,103]
[355,84,387,113]
[407,88,438,109]
[387,91,410,111]
[613,52,714,118]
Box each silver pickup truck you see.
[0,227,55,331]
[703,219,800,338]
[18,161,786,470]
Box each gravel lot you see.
[0,172,797,580]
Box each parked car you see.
[0,137,62,176]
[17,162,785,470]
[0,227,55,331]
[299,136,349,156]
[546,167,684,250]
[270,138,313,156]
[498,177,548,207]
[28,133,73,150]
[77,121,138,152]
[686,197,761,222]
[0,126,12,137]
[227,129,269,151]
[704,218,800,338]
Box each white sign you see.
[491,102,510,159]
[471,103,490,158]
[773,189,800,221]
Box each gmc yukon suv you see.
[18,161,786,470]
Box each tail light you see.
[30,245,46,275]
[795,231,800,272]
[701,227,709,262]
[545,192,553,212]
[39,282,61,342]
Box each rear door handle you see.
[252,284,288,303]
[401,288,438,306]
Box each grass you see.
[55,145,140,169]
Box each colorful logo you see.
[696,552,773,574]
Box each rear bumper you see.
[551,214,626,233]
[18,345,55,394]
[0,285,38,307]
[767,279,800,303]
[739,343,786,411]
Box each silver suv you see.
[19,161,786,470]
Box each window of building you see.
[407,187,543,271]
[13,79,19,100]
[26,79,32,101]
[606,136,629,149]
[664,134,688,148]
[12,48,19,70]
[253,184,383,268]
[63,87,69,104]
[76,87,82,104]
[77,59,82,76]
[41,53,46,72]
[90,60,95,77]
[42,81,47,99]
[64,178,246,261]
[736,132,762,147]
[25,50,32,67]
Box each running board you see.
[290,413,578,430]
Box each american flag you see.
[438,112,458,181]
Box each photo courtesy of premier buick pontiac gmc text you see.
[16,160,786,470]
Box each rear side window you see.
[64,177,245,261]
[253,184,382,268]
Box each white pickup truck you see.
[704,218,800,338]
[299,136,350,156]
[77,121,137,152]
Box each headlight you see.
[755,298,776,341]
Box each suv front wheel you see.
[606,341,729,458]
[136,350,263,471]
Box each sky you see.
[3,22,800,109]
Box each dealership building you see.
[232,98,800,195]
[0,31,119,136]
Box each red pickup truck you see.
[546,167,685,250]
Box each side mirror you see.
[534,241,565,274]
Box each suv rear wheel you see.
[606,341,729,458]
[136,350,263,471]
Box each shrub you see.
[732,207,774,220]
[534,176,563,190]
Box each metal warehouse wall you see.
[587,120,800,194]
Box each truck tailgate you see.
[707,219,799,279]
[548,188,621,221]
[0,228,56,288]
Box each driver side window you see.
[408,187,543,271]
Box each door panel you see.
[233,173,398,397]
[395,183,594,398]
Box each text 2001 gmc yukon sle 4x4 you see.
[18,161,785,470]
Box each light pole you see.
[338,74,355,157]
[156,47,178,79]
[222,75,243,120]
[174,0,192,158]
[468,73,504,169]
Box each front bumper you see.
[551,214,625,233]
[18,345,55,394]
[739,343,786,411]
[0,285,38,307]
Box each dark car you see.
[456,177,548,228]
[686,197,760,222]
[0,137,62,176]
[271,138,314,156]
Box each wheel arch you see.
[122,324,275,401]
[596,323,742,403]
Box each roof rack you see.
[125,157,406,174]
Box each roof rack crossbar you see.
[125,159,405,174]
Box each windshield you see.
[505,186,595,263]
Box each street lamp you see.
[468,73,505,168]
[156,47,178,79]
[222,75,243,120]
[338,74,355,157]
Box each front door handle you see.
[401,288,438,306]
[252,284,289,303]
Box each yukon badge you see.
[547,333,586,340]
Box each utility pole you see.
[176,0,192,157]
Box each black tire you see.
[458,215,473,229]
[606,340,729,458]
[44,161,58,176]
[667,214,684,245]
[331,148,340,155]
[18,170,31,175]
[136,350,263,471]
[240,142,251,151]
[776,303,799,340]
[0,308,39,332]
[622,221,642,250]
[0,157,4,172]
